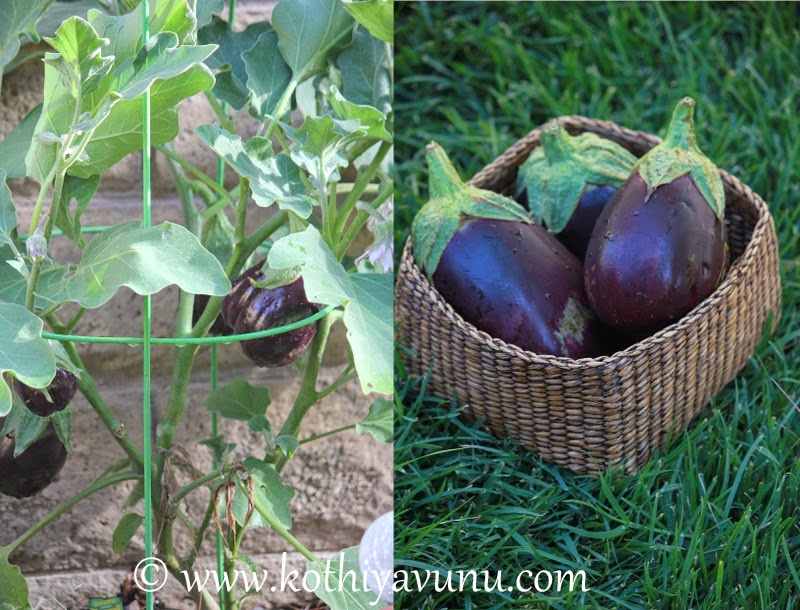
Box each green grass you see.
[393,3,800,609]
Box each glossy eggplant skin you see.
[14,368,77,417]
[0,423,68,499]
[221,264,320,367]
[432,218,602,358]
[585,173,727,333]
[558,185,617,259]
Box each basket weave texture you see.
[395,116,782,474]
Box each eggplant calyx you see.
[253,265,303,291]
[634,97,725,220]
[518,120,637,234]
[412,142,530,279]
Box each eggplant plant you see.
[0,1,394,609]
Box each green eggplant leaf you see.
[196,124,313,218]
[341,0,393,43]
[204,380,271,422]
[112,31,216,101]
[268,226,392,395]
[0,0,53,76]
[45,221,231,309]
[306,546,380,610]
[43,16,114,98]
[0,553,29,608]
[243,30,292,120]
[0,247,70,310]
[329,86,391,142]
[199,17,270,110]
[55,174,99,246]
[196,0,224,28]
[0,104,42,179]
[338,28,391,114]
[272,0,354,80]
[26,0,211,182]
[112,513,144,554]
[35,1,100,40]
[286,114,365,187]
[0,303,56,417]
[356,397,393,443]
[0,172,19,250]
[224,457,294,530]
[89,0,195,62]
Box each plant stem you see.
[272,312,337,471]
[335,184,393,261]
[335,140,392,236]
[204,90,236,133]
[171,466,231,507]
[299,423,356,445]
[234,177,250,242]
[46,315,145,471]
[155,144,234,204]
[3,472,140,556]
[25,168,68,310]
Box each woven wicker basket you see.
[395,116,782,474]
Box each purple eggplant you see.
[517,121,637,259]
[585,97,728,333]
[0,423,68,499]
[221,263,320,367]
[412,142,601,359]
[14,368,77,417]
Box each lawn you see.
[393,3,800,609]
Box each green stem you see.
[204,90,236,133]
[47,315,145,471]
[171,466,231,507]
[315,369,356,401]
[245,479,318,562]
[25,168,68,310]
[334,140,392,236]
[273,312,337,471]
[3,472,140,556]
[299,423,356,446]
[155,144,234,204]
[335,184,393,261]
[234,177,250,243]
[65,307,86,332]
[186,493,217,567]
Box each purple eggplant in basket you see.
[412,142,602,359]
[584,97,729,334]
[517,120,637,259]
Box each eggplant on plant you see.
[14,368,77,417]
[517,120,637,258]
[412,142,602,359]
[221,262,320,367]
[584,97,729,333]
[0,422,68,499]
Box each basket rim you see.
[399,116,777,370]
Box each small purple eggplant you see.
[221,263,320,367]
[584,97,728,333]
[517,121,637,259]
[14,368,77,418]
[412,142,601,359]
[0,423,68,499]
